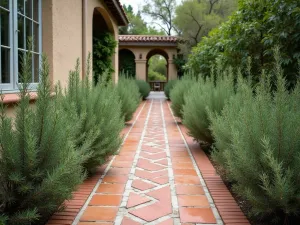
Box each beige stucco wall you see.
[43,0,120,87]
[43,0,83,88]
[119,46,178,81]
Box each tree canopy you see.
[187,0,300,86]
[120,4,164,35]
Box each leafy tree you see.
[174,0,237,56]
[120,4,164,35]
[187,0,300,87]
[148,55,167,81]
[142,0,178,35]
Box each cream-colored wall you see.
[43,0,83,88]
[43,0,120,87]
[119,46,178,81]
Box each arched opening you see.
[92,8,117,83]
[146,49,169,91]
[146,49,169,81]
[119,49,136,78]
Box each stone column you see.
[168,59,178,80]
[135,59,147,81]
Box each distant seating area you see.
[148,81,167,91]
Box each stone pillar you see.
[168,59,177,80]
[135,59,147,81]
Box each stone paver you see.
[46,92,250,225]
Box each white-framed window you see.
[0,0,42,92]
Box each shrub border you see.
[45,102,146,225]
[168,102,251,225]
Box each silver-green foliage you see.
[0,52,84,225]
[210,49,300,221]
[170,73,195,119]
[59,57,124,174]
[135,80,151,100]
[183,66,235,143]
[116,75,140,122]
[164,80,177,99]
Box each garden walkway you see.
[46,92,249,225]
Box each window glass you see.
[0,0,41,89]
[33,0,38,22]
[1,48,10,83]
[18,15,25,49]
[0,0,9,9]
[17,0,24,14]
[25,18,32,49]
[0,8,9,47]
[25,0,32,18]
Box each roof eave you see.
[119,42,178,47]
[104,0,129,26]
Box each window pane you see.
[18,50,33,83]
[18,0,24,14]
[26,18,32,50]
[25,0,32,18]
[33,22,39,52]
[1,47,10,83]
[33,0,38,22]
[0,9,9,47]
[18,15,25,49]
[33,53,39,82]
[0,0,9,9]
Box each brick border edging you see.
[177,124,251,225]
[45,102,146,225]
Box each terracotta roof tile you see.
[119,35,178,43]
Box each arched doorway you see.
[92,8,117,83]
[119,49,136,78]
[146,49,169,91]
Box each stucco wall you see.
[43,0,83,88]
[43,0,120,87]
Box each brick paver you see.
[46,93,250,225]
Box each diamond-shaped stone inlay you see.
[137,159,165,171]
[129,202,172,222]
[132,179,156,191]
[121,217,142,225]
[127,192,152,208]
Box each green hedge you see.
[183,67,235,144]
[116,76,140,122]
[209,49,300,223]
[164,80,177,99]
[58,59,124,174]
[0,54,84,225]
[170,74,196,119]
[136,80,151,100]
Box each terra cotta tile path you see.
[46,92,250,225]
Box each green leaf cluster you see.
[135,80,151,100]
[183,65,235,144]
[93,33,117,83]
[187,0,300,87]
[116,74,141,122]
[209,49,300,223]
[170,72,196,119]
[57,56,124,174]
[164,80,177,100]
